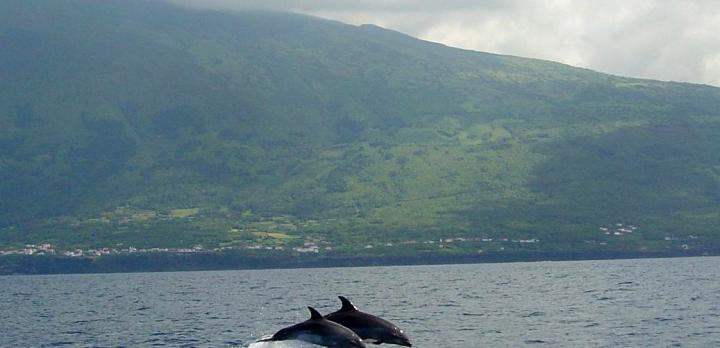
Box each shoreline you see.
[1,249,718,276]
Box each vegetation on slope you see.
[1,0,719,254]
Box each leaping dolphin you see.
[325,297,412,347]
[259,306,367,348]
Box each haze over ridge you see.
[167,0,720,87]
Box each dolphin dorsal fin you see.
[308,306,323,320]
[338,296,358,312]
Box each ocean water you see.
[1,257,719,347]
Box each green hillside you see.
[1,0,719,254]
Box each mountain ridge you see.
[1,0,719,255]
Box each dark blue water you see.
[1,257,719,347]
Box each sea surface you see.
[1,257,719,347]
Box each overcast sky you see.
[168,0,720,86]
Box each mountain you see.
[1,0,719,255]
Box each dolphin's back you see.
[266,308,366,348]
[325,297,412,347]
[271,321,331,345]
[326,311,394,338]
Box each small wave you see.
[457,327,477,331]
[61,331,85,335]
[522,311,545,318]
[614,288,637,292]
[437,303,461,307]
[654,317,682,322]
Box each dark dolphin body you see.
[259,307,366,348]
[325,297,412,347]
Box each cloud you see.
[167,0,720,86]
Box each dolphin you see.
[325,296,412,347]
[259,306,367,348]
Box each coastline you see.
[1,249,718,276]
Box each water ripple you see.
[1,257,719,347]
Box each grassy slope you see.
[1,0,719,252]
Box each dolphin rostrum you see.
[259,306,367,348]
[325,296,412,347]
